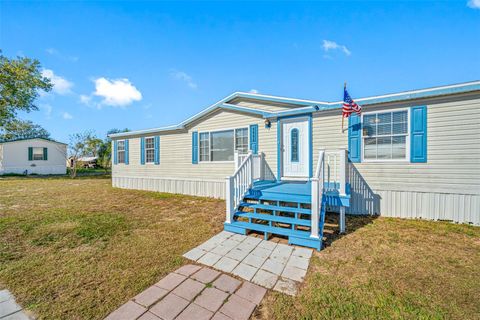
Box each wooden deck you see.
[224,180,351,250]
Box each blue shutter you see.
[113,141,118,165]
[124,139,129,165]
[348,114,361,163]
[154,136,160,165]
[43,148,48,161]
[410,106,427,163]
[249,124,258,154]
[140,137,145,165]
[192,132,198,164]
[28,147,33,161]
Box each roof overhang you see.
[109,80,480,139]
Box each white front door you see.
[281,117,310,178]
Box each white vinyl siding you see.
[111,95,480,225]
[112,109,277,181]
[0,139,66,175]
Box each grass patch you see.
[0,178,224,319]
[256,217,480,320]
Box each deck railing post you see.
[225,176,234,224]
[339,148,347,196]
[250,154,254,184]
[339,206,346,233]
[310,178,320,238]
[234,150,240,169]
[259,152,265,180]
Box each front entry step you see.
[224,221,322,251]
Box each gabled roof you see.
[0,137,67,145]
[109,80,480,138]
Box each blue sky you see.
[1,1,479,142]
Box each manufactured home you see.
[109,81,480,249]
[0,138,67,175]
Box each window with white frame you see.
[199,128,249,162]
[117,140,125,164]
[145,137,155,163]
[199,133,210,161]
[362,110,409,160]
[33,147,45,160]
[235,128,248,154]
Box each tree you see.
[0,51,52,126]
[98,128,129,174]
[84,133,103,157]
[0,119,51,142]
[68,132,90,178]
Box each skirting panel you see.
[112,176,226,199]
[349,188,480,225]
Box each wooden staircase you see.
[224,182,327,250]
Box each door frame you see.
[277,115,313,180]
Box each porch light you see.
[264,119,271,128]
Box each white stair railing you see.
[324,148,348,195]
[226,151,254,224]
[310,149,325,238]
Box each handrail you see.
[310,149,325,238]
[225,151,254,224]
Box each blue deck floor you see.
[251,180,351,207]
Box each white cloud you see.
[45,48,79,62]
[170,70,198,89]
[93,77,142,107]
[467,0,480,8]
[249,89,259,94]
[322,40,351,56]
[62,112,73,120]
[79,94,92,105]
[41,69,74,95]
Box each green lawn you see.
[0,177,479,319]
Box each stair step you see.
[244,192,311,204]
[240,202,311,215]
[235,211,312,227]
[228,221,312,238]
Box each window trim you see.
[360,107,411,163]
[144,136,155,164]
[198,126,250,163]
[117,140,126,164]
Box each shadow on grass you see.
[322,212,378,248]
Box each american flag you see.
[343,87,362,117]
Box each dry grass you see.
[256,216,480,320]
[1,177,479,319]
[0,177,224,319]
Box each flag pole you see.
[341,82,346,132]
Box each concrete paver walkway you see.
[183,231,312,295]
[105,264,266,320]
[0,290,31,320]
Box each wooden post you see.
[234,150,239,169]
[225,176,234,224]
[259,152,265,180]
[310,178,320,238]
[339,148,347,196]
[339,206,346,234]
